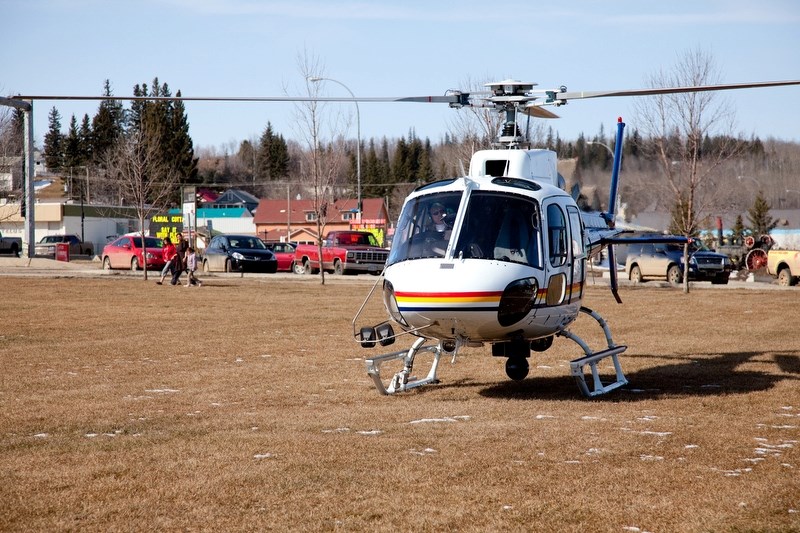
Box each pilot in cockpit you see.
[429,202,452,237]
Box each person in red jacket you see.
[156,236,177,285]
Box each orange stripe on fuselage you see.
[395,280,583,306]
[395,290,502,304]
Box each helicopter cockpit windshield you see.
[387,190,542,269]
[387,192,462,264]
[453,191,542,268]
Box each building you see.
[253,197,390,246]
[207,188,259,212]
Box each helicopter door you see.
[566,205,586,303]
[543,201,571,306]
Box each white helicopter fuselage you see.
[382,148,589,346]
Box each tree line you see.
[29,78,198,205]
[1,76,798,223]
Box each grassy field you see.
[1,276,798,532]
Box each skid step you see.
[365,338,443,395]
[569,345,628,397]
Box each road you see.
[0,256,794,290]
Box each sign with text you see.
[150,213,183,244]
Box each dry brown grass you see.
[1,275,798,532]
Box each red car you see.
[101,235,165,271]
[264,241,296,272]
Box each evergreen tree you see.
[62,115,83,171]
[169,91,198,183]
[731,214,746,245]
[78,114,93,165]
[668,192,698,237]
[391,137,410,182]
[747,191,778,237]
[255,122,288,182]
[140,78,170,148]
[43,106,64,171]
[362,140,379,196]
[91,80,125,165]
[238,140,256,182]
[416,138,434,182]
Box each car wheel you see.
[293,261,305,275]
[303,259,313,275]
[203,259,210,273]
[103,257,112,270]
[224,259,232,273]
[630,265,644,283]
[778,268,793,287]
[667,265,683,285]
[333,260,344,275]
[131,257,140,271]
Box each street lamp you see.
[307,76,362,221]
[586,141,621,213]
[586,140,614,158]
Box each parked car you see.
[101,235,165,271]
[263,241,296,272]
[202,234,278,273]
[624,238,733,285]
[35,234,93,257]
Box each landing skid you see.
[365,337,444,395]
[558,306,628,397]
[361,306,628,398]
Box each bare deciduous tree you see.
[292,51,349,285]
[104,129,180,280]
[634,48,746,292]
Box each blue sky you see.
[2,0,799,151]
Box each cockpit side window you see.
[547,204,568,267]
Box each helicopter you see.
[351,78,800,398]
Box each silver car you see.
[624,240,732,285]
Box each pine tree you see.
[747,191,778,237]
[62,115,83,171]
[668,192,697,237]
[392,137,412,183]
[79,114,93,165]
[731,214,746,245]
[92,80,125,166]
[255,122,288,183]
[43,106,64,171]
[169,91,198,183]
[238,140,256,182]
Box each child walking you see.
[185,247,202,287]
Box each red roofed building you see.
[253,197,390,246]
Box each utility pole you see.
[1,97,35,258]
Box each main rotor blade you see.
[555,79,800,102]
[9,94,470,104]
[521,106,560,119]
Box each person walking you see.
[156,236,177,285]
[184,247,202,287]
[170,235,188,286]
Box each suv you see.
[624,239,733,285]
